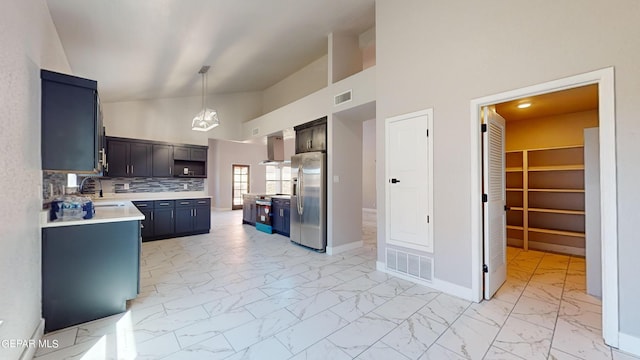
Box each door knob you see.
[390,178,400,184]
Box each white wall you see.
[102,91,263,145]
[0,0,70,358]
[362,118,376,209]
[262,55,328,114]
[208,139,267,209]
[376,0,640,341]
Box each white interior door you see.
[483,107,507,299]
[386,109,433,253]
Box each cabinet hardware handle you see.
[169,166,172,175]
[194,209,197,217]
[151,211,154,221]
[181,201,189,205]
[126,165,129,174]
[171,210,174,219]
[131,165,134,174]
[137,204,147,207]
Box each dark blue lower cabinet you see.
[42,221,140,333]
[272,198,291,237]
[134,198,210,241]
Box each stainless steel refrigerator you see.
[290,152,326,251]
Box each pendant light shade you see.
[192,65,219,131]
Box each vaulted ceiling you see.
[46,0,375,102]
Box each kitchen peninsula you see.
[41,201,144,332]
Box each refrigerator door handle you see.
[297,165,304,215]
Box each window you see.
[265,165,291,195]
[232,165,250,210]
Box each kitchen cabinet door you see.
[153,208,174,237]
[139,208,154,239]
[283,202,290,236]
[173,146,190,160]
[129,142,152,177]
[194,205,211,232]
[175,207,193,233]
[271,200,283,234]
[106,140,129,177]
[41,70,101,173]
[190,148,207,161]
[152,144,173,177]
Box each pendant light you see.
[191,65,219,131]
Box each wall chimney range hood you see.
[259,136,289,165]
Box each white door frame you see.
[469,67,618,346]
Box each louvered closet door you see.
[483,107,507,299]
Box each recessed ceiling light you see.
[517,103,531,109]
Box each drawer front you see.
[194,198,211,207]
[176,199,194,208]
[133,201,153,209]
[153,200,175,209]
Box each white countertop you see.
[41,200,145,228]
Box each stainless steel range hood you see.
[259,136,290,165]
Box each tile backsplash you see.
[43,171,205,199]
[109,177,204,193]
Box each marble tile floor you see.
[34,210,638,360]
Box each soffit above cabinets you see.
[496,84,598,122]
[45,0,375,102]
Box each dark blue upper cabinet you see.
[41,69,104,173]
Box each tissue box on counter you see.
[50,196,94,221]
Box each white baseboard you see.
[327,241,363,255]
[376,260,475,302]
[20,318,44,360]
[431,279,475,302]
[619,332,640,357]
[362,208,377,214]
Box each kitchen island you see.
[41,200,144,332]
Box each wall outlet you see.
[0,320,4,327]
[123,183,129,190]
[183,184,188,190]
[333,175,340,183]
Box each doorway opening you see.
[470,68,618,347]
[232,164,250,210]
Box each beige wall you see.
[208,139,267,209]
[362,118,376,209]
[376,0,640,338]
[505,110,599,150]
[103,91,263,145]
[262,55,328,114]
[208,138,295,209]
[0,0,70,358]
[330,115,363,249]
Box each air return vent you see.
[386,248,433,282]
[334,90,352,106]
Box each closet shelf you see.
[507,225,524,231]
[528,208,585,215]
[509,207,524,211]
[506,167,523,172]
[506,188,523,191]
[528,188,585,193]
[528,164,584,171]
[528,227,585,238]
